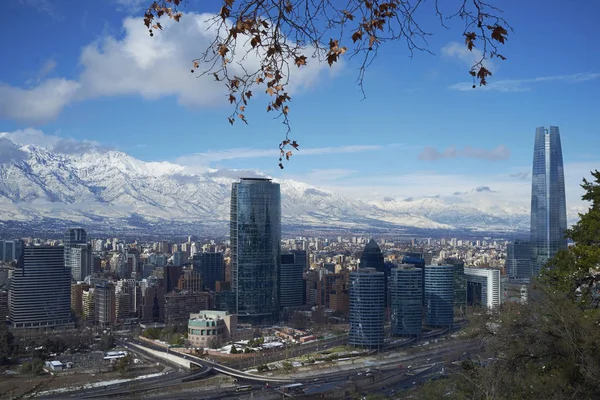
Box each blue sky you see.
[0,0,598,212]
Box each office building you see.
[465,267,502,309]
[64,228,87,270]
[506,241,532,279]
[0,240,24,262]
[230,178,281,325]
[424,265,454,328]
[9,246,72,330]
[530,126,567,276]
[70,243,92,282]
[446,258,467,320]
[390,267,423,336]
[280,251,306,308]
[359,239,388,308]
[401,252,426,306]
[95,283,116,326]
[349,268,385,348]
[192,252,224,291]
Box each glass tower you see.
[230,178,281,325]
[530,126,567,276]
[390,267,423,336]
[64,228,87,272]
[349,268,385,348]
[192,252,225,291]
[9,246,73,330]
[359,239,387,307]
[424,265,454,328]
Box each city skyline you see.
[0,0,598,219]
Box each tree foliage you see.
[540,170,600,306]
[143,0,510,168]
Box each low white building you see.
[464,267,502,309]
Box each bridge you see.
[124,339,295,384]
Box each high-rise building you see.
[64,228,87,271]
[445,258,467,320]
[192,252,224,291]
[530,126,567,276]
[390,267,423,336]
[70,244,92,282]
[9,246,73,330]
[506,240,532,279]
[95,283,116,326]
[0,240,24,262]
[359,239,387,308]
[465,267,502,309]
[230,178,281,325]
[401,252,426,306]
[279,251,306,309]
[424,265,454,328]
[349,268,385,348]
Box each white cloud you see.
[418,145,510,161]
[448,72,600,92]
[0,13,338,124]
[175,144,382,171]
[0,79,81,124]
[441,41,496,72]
[0,128,112,154]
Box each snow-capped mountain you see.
[0,138,533,236]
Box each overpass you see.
[126,339,295,384]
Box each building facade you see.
[465,267,502,309]
[0,240,24,262]
[506,240,532,279]
[230,178,281,325]
[9,246,73,330]
[530,126,568,276]
[424,265,454,328]
[349,268,385,348]
[64,228,87,271]
[192,252,224,291]
[187,310,252,348]
[70,243,92,282]
[359,239,387,308]
[390,267,423,336]
[279,251,305,309]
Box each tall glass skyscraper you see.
[9,246,72,330]
[230,178,281,325]
[359,239,387,307]
[530,126,567,276]
[349,268,385,347]
[64,228,87,272]
[390,267,422,336]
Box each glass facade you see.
[445,258,467,320]
[192,252,225,291]
[424,265,454,327]
[231,178,281,324]
[530,126,567,276]
[506,240,532,279]
[390,267,423,336]
[359,239,388,308]
[64,228,87,272]
[279,250,306,308]
[349,268,385,347]
[9,246,73,330]
[465,267,502,309]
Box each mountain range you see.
[0,137,539,237]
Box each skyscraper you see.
[359,239,387,307]
[64,228,87,272]
[424,265,454,328]
[230,178,281,325]
[279,250,306,308]
[349,268,385,347]
[192,252,224,291]
[506,240,532,279]
[530,126,568,276]
[9,246,72,330]
[390,267,422,336]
